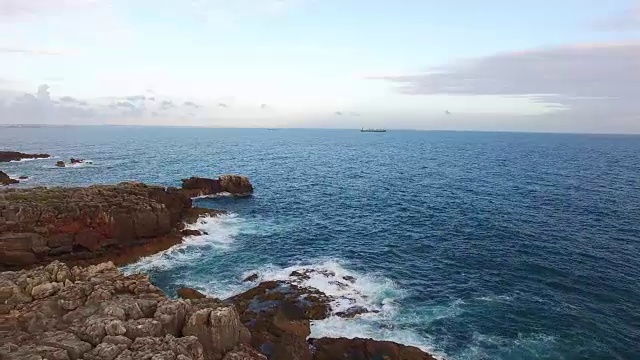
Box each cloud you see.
[160,100,175,109]
[148,97,156,101]
[0,84,96,123]
[125,95,146,102]
[260,103,269,109]
[0,47,64,55]
[59,96,78,103]
[375,42,640,117]
[596,3,640,31]
[0,0,98,17]
[218,103,228,108]
[183,101,200,108]
[334,111,343,116]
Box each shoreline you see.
[0,176,441,360]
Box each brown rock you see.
[181,229,203,237]
[182,304,242,359]
[181,177,222,198]
[308,338,438,360]
[177,287,207,300]
[243,273,259,282]
[55,161,66,167]
[0,151,50,162]
[0,171,19,186]
[19,176,29,180]
[219,175,254,196]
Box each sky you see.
[0,0,639,132]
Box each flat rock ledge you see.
[0,175,252,271]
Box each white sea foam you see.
[122,213,243,274]
[239,259,446,358]
[243,259,402,315]
[8,157,50,163]
[191,192,233,200]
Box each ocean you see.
[1,126,639,360]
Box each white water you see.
[122,213,243,274]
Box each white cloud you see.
[0,0,99,18]
[376,42,640,117]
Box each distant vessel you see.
[361,127,387,133]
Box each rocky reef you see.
[0,175,253,271]
[0,261,437,360]
[0,151,50,163]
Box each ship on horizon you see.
[360,127,387,133]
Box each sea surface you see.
[2,126,639,360]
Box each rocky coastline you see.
[0,175,439,360]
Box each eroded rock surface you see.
[0,176,250,270]
[0,261,254,360]
[182,175,253,198]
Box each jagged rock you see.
[123,318,163,340]
[243,274,259,283]
[39,331,92,360]
[181,175,253,198]
[177,287,207,300]
[181,229,203,237]
[181,177,222,198]
[1,262,438,360]
[154,300,189,336]
[0,171,19,186]
[222,344,267,360]
[31,282,62,299]
[219,175,254,196]
[183,304,242,359]
[308,338,439,360]
[0,178,244,270]
[0,151,50,162]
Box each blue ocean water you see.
[1,126,639,360]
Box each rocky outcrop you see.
[308,338,438,360]
[56,161,66,167]
[0,177,246,271]
[219,175,253,196]
[182,175,253,198]
[0,171,19,186]
[0,151,50,163]
[0,261,257,360]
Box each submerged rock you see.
[0,151,50,162]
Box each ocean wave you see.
[8,157,53,163]
[239,259,445,357]
[456,332,557,360]
[42,160,96,169]
[122,213,243,274]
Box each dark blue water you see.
[2,126,639,360]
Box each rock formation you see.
[56,161,66,167]
[0,176,252,271]
[0,171,19,186]
[0,262,438,360]
[0,261,264,360]
[182,175,253,198]
[0,151,50,163]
